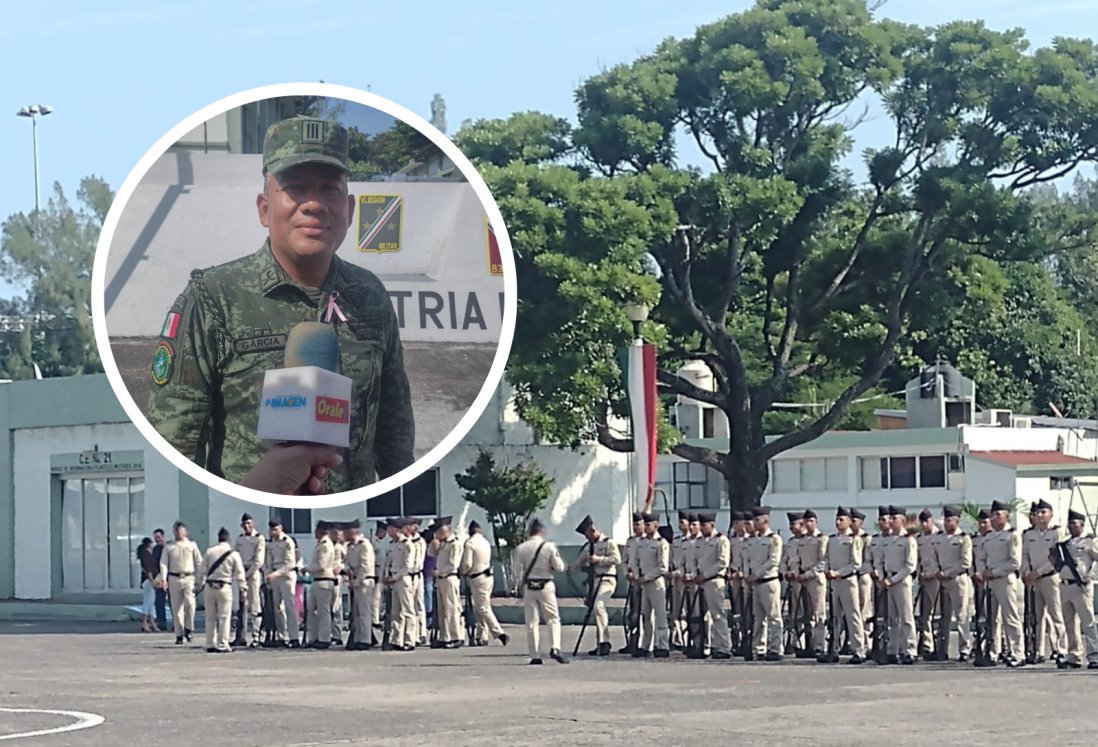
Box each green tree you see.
[0,176,112,378]
[346,121,438,180]
[455,449,553,592]
[458,1,1098,510]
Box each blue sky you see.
[1,0,1096,298]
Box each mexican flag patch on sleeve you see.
[160,311,181,339]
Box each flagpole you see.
[624,303,651,513]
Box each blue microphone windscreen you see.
[283,322,340,372]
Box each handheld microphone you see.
[256,322,352,447]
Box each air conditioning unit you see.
[1012,416,1032,429]
[988,408,1013,427]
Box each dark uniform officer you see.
[147,115,414,492]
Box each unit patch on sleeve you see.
[151,342,174,386]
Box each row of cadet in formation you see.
[567,499,1098,669]
[153,513,510,654]
[153,499,1098,668]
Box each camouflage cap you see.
[262,116,351,177]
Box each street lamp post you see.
[624,303,649,342]
[16,104,53,212]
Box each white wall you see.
[13,423,176,599]
[436,442,632,546]
[964,459,1017,511]
[961,425,1066,452]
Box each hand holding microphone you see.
[253,320,354,495]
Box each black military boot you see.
[550,648,569,664]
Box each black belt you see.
[469,569,492,578]
[313,577,337,582]
[1040,570,1057,578]
[168,572,193,577]
[1062,578,1084,586]
[410,572,422,578]
[206,580,228,588]
[757,576,778,583]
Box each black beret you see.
[376,520,387,530]
[632,512,644,523]
[678,511,689,523]
[434,516,452,528]
[731,511,746,522]
[878,505,890,517]
[918,509,933,522]
[888,505,905,517]
[786,511,803,523]
[657,525,674,542]
[268,517,282,528]
[752,506,771,518]
[977,509,991,520]
[241,513,253,523]
[528,518,545,534]
[802,510,817,521]
[575,515,594,536]
[468,520,481,532]
[687,513,700,523]
[1034,499,1053,512]
[942,506,960,518]
[1068,509,1086,523]
[699,512,716,524]
[990,500,1010,514]
[850,508,866,520]
[836,506,851,518]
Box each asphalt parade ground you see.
[0,621,1096,746]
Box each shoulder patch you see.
[151,341,174,386]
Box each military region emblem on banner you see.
[486,217,503,276]
[358,194,403,252]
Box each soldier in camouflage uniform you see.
[147,116,414,493]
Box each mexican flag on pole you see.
[621,340,658,510]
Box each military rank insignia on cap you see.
[263,116,351,177]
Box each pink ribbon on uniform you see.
[324,291,348,324]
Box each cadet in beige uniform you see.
[881,506,917,664]
[407,518,428,645]
[620,512,645,654]
[781,512,805,653]
[824,507,866,663]
[384,518,417,651]
[1058,509,1098,669]
[571,514,621,656]
[159,520,204,644]
[1022,498,1067,663]
[459,520,509,647]
[797,510,828,655]
[305,521,336,649]
[344,520,375,650]
[694,512,732,659]
[516,518,568,664]
[630,512,671,657]
[264,517,300,648]
[915,508,942,658]
[669,511,691,649]
[329,524,347,646]
[851,508,874,652]
[372,521,387,630]
[233,513,265,648]
[199,527,246,653]
[978,500,1025,667]
[934,505,973,661]
[746,506,783,661]
[431,516,465,648]
[729,510,750,651]
[972,509,1002,664]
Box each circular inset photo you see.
[91,83,516,508]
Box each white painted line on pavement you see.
[0,708,105,741]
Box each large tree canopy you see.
[458,0,1098,509]
[0,176,112,379]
